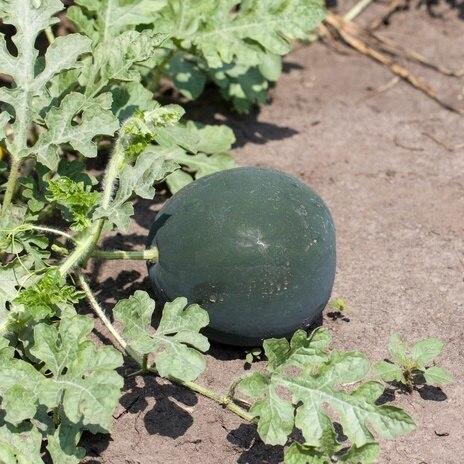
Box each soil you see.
[82,2,464,463]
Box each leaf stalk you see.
[1,155,21,216]
[91,248,159,261]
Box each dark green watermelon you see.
[147,167,336,346]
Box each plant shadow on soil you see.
[375,378,448,405]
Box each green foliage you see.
[329,297,347,312]
[0,212,49,265]
[68,0,326,112]
[374,333,452,390]
[14,268,83,322]
[0,0,120,171]
[0,315,123,462]
[47,177,99,230]
[245,347,262,365]
[236,328,415,461]
[113,292,209,381]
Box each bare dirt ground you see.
[83,3,464,463]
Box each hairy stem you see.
[76,271,254,423]
[1,156,21,216]
[58,138,125,275]
[58,221,103,276]
[76,271,128,350]
[91,248,159,261]
[151,368,254,422]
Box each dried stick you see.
[324,13,463,114]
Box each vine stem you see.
[91,248,159,261]
[76,271,254,423]
[76,271,128,350]
[58,221,104,276]
[58,137,125,276]
[1,155,20,217]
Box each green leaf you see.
[0,337,13,361]
[0,257,32,313]
[155,120,236,189]
[387,333,410,367]
[148,296,210,380]
[238,329,415,448]
[93,201,134,232]
[0,360,50,425]
[14,268,83,322]
[168,53,207,100]
[33,34,92,90]
[93,105,185,229]
[115,150,179,204]
[88,30,167,92]
[68,0,166,42]
[284,421,351,464]
[111,81,157,121]
[114,293,210,381]
[32,92,118,170]
[411,338,444,368]
[259,53,282,81]
[113,290,156,354]
[373,360,406,384]
[165,169,194,193]
[423,366,453,387]
[0,112,9,142]
[329,297,347,312]
[0,0,91,159]
[47,423,85,464]
[264,328,331,371]
[160,0,325,69]
[93,148,178,231]
[252,385,294,446]
[47,176,99,230]
[284,442,327,464]
[212,64,269,112]
[20,315,125,431]
[0,420,43,464]
[0,210,50,268]
[170,152,235,179]
[339,443,380,463]
[239,373,293,445]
